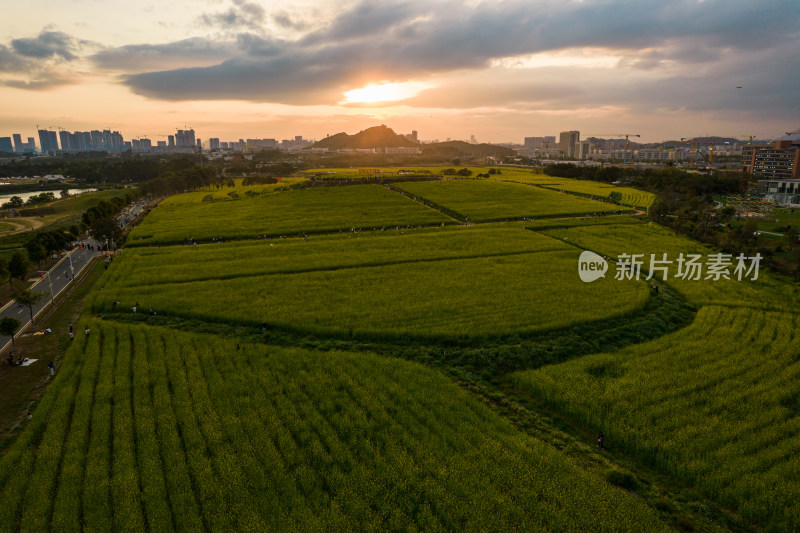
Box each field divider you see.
[383,183,466,222]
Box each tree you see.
[0,258,9,294]
[0,317,22,352]
[718,206,736,226]
[4,196,23,209]
[13,288,46,325]
[25,240,47,266]
[90,216,123,250]
[8,251,29,290]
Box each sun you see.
[341,81,431,104]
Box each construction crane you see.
[739,135,757,144]
[681,137,720,168]
[586,133,641,162]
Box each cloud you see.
[109,0,798,115]
[0,29,95,90]
[91,38,239,71]
[199,0,267,31]
[1,71,76,90]
[11,30,82,61]
[0,45,32,72]
[272,10,308,31]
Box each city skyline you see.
[1,1,799,143]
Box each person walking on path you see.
[597,431,605,449]
[48,361,55,376]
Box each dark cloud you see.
[0,29,93,90]
[0,45,32,72]
[91,38,238,71]
[272,11,308,31]
[11,30,81,61]
[199,0,267,31]
[115,0,800,113]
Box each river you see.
[0,188,98,204]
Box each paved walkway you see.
[0,240,102,355]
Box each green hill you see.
[313,125,416,150]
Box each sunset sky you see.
[1,0,798,145]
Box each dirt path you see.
[0,217,45,236]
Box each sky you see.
[1,0,799,145]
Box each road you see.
[0,240,103,356]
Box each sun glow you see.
[341,81,432,104]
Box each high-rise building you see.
[12,134,22,153]
[38,129,59,154]
[59,130,72,153]
[743,139,800,180]
[576,140,592,160]
[26,137,36,153]
[558,131,580,158]
[524,137,543,149]
[209,138,220,151]
[140,138,152,152]
[744,136,800,207]
[0,137,13,153]
[168,135,175,147]
[175,129,196,151]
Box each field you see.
[91,232,649,340]
[3,176,799,530]
[394,179,624,222]
[495,170,656,209]
[128,185,452,245]
[302,166,655,209]
[512,220,800,531]
[535,221,795,310]
[0,321,666,531]
[160,177,308,206]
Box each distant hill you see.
[313,125,415,150]
[420,141,514,158]
[660,137,740,148]
[311,126,514,159]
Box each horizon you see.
[2,1,799,144]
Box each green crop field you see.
[512,220,800,531]
[104,225,572,287]
[395,179,625,222]
[536,221,795,310]
[494,169,655,208]
[128,184,452,245]
[0,321,666,532]
[161,177,308,206]
[93,226,649,340]
[4,176,800,531]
